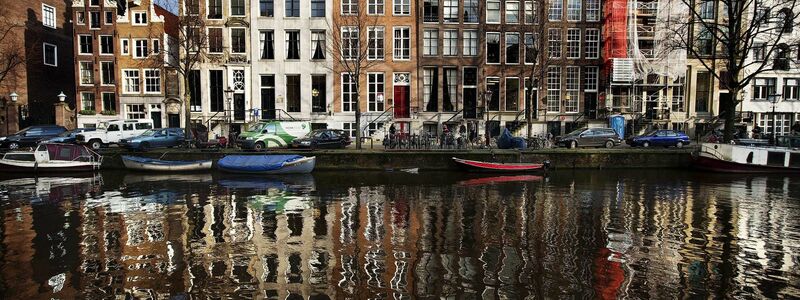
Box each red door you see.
[394,86,410,118]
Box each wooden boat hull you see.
[219,156,316,174]
[452,157,548,173]
[0,160,100,173]
[122,156,213,172]
[691,152,800,173]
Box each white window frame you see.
[505,77,520,111]
[394,0,411,15]
[311,30,326,60]
[132,11,147,26]
[79,61,94,86]
[368,26,385,60]
[100,35,114,55]
[79,35,92,55]
[231,27,247,54]
[342,0,358,15]
[100,61,115,85]
[549,0,563,21]
[105,10,114,25]
[464,0,479,23]
[463,30,478,56]
[548,28,561,59]
[122,69,141,94]
[566,28,581,59]
[506,32,520,64]
[547,66,561,113]
[126,104,146,120]
[368,0,385,15]
[443,30,458,56]
[565,66,580,113]
[567,0,581,21]
[120,38,130,55]
[486,32,501,64]
[341,73,357,112]
[524,33,536,64]
[487,0,501,23]
[444,0,459,22]
[76,12,86,25]
[367,72,385,112]
[584,29,599,59]
[784,78,800,101]
[144,69,161,94]
[42,4,56,29]
[133,39,149,59]
[393,27,411,60]
[341,27,359,60]
[752,77,777,101]
[586,0,600,21]
[81,92,95,111]
[506,1,520,24]
[43,43,57,67]
[89,11,100,29]
[423,29,438,56]
[152,39,161,55]
[584,66,599,91]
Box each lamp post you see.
[224,86,234,115]
[484,90,493,145]
[6,92,18,135]
[768,93,782,144]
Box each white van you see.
[76,119,155,149]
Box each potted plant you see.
[79,109,96,115]
[101,110,116,115]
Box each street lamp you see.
[768,93,782,144]
[57,92,66,102]
[5,92,18,135]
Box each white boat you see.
[692,142,800,173]
[0,143,102,173]
[121,155,213,172]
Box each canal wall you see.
[100,148,693,171]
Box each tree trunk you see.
[722,87,739,142]
[183,75,193,140]
[355,85,362,150]
[526,85,533,139]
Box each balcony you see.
[636,25,655,39]
[636,2,658,15]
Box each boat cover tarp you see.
[122,155,209,166]
[496,128,527,150]
[218,155,305,172]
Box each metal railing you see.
[361,106,394,134]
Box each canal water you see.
[0,170,798,298]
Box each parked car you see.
[121,128,186,151]
[42,128,96,144]
[238,121,311,150]
[76,119,154,149]
[0,125,67,150]
[290,129,351,149]
[627,130,690,148]
[557,128,622,149]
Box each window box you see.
[79,109,96,115]
[101,110,117,115]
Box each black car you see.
[0,125,67,150]
[291,129,351,149]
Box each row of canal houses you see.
[1,0,799,138]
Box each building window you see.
[695,72,711,112]
[123,70,140,93]
[423,29,438,56]
[101,62,114,85]
[464,30,478,56]
[443,30,458,56]
[210,0,223,18]
[506,33,520,64]
[369,0,384,15]
[785,79,800,101]
[152,39,160,55]
[753,78,777,101]
[752,43,766,61]
[672,76,685,112]
[259,0,274,17]
[567,0,581,21]
[395,0,411,15]
[424,0,439,22]
[144,69,161,93]
[260,75,275,118]
[368,73,385,112]
[210,70,224,112]
[43,43,57,66]
[343,122,356,138]
[81,93,95,111]
[188,70,201,111]
[547,66,561,112]
[259,30,274,58]
[584,66,598,91]
[79,62,93,85]
[342,0,358,15]
[341,27,358,60]
[696,28,713,55]
[79,35,92,54]
[342,73,357,112]
[311,0,325,17]
[42,4,56,29]
[759,113,793,136]
[127,104,146,119]
[286,30,300,59]
[524,33,536,64]
[100,35,113,55]
[312,75,326,112]
[121,39,130,55]
[231,28,246,53]
[699,1,714,19]
[506,1,520,23]
[231,0,245,16]
[76,12,85,25]
[549,0,562,21]
[548,29,561,58]
[286,0,300,17]
[393,27,410,60]
[133,12,147,25]
[102,93,115,112]
[565,67,579,113]
[443,68,457,111]
[585,29,599,58]
[487,32,501,63]
[90,11,101,28]
[311,31,326,59]
[134,39,149,58]
[464,0,479,22]
[586,0,600,21]
[444,0,459,22]
[368,27,385,60]
[463,67,478,117]
[423,68,438,111]
[566,28,580,58]
[506,77,520,111]
[286,75,301,112]
[487,77,500,111]
[207,28,223,53]
[525,1,536,23]
[487,0,501,23]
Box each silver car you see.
[557,128,623,149]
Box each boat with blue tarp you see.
[217,155,315,174]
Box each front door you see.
[463,88,477,119]
[234,94,245,121]
[394,86,410,118]
[151,111,162,129]
[167,114,180,128]
[584,92,597,119]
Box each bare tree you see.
[327,1,381,150]
[0,13,24,90]
[523,1,556,139]
[666,0,800,141]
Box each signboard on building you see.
[612,58,635,82]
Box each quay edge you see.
[95,149,693,171]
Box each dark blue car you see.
[42,128,96,144]
[627,130,690,148]
[121,128,185,151]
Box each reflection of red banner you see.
[593,247,625,299]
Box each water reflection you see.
[0,171,799,298]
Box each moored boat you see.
[452,157,549,173]
[0,143,102,173]
[691,142,800,173]
[218,154,315,174]
[122,155,213,172]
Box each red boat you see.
[458,175,544,186]
[452,157,549,173]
